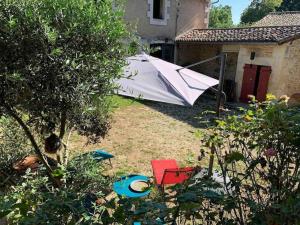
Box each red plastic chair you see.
[151,159,194,191]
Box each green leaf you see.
[178,192,198,202]
[52,168,64,178]
[225,151,245,163]
[50,48,63,56]
[202,190,222,200]
[0,210,12,218]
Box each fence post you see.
[216,53,227,117]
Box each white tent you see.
[116,54,219,106]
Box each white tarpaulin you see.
[116,54,219,106]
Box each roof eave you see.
[278,34,300,45]
[175,40,279,45]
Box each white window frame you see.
[147,0,170,26]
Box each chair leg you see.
[157,184,165,196]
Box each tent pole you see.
[176,53,227,117]
[176,55,221,71]
[176,53,227,177]
[216,53,227,117]
[209,54,226,177]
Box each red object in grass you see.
[151,160,194,186]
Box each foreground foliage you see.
[196,96,300,224]
[128,97,300,225]
[1,156,113,224]
[1,98,299,224]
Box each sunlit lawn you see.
[69,96,219,176]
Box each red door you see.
[240,64,258,103]
[256,66,272,102]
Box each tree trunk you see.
[2,103,60,186]
[59,111,67,139]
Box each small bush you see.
[195,96,300,225]
[0,156,113,225]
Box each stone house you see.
[175,11,300,102]
[123,0,211,62]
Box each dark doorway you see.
[223,52,239,102]
[150,43,174,62]
[240,64,272,102]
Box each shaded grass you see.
[109,95,142,109]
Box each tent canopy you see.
[116,54,219,106]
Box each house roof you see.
[252,11,300,27]
[175,26,300,44]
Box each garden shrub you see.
[0,155,113,225]
[200,95,300,225]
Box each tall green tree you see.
[0,0,131,183]
[209,5,234,28]
[241,0,283,25]
[277,0,300,11]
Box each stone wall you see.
[281,39,300,96]
[124,0,176,41]
[124,0,209,43]
[235,42,300,99]
[222,45,240,81]
[176,40,300,101]
[177,0,209,35]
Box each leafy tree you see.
[0,0,131,183]
[277,0,300,11]
[209,5,234,28]
[241,0,283,25]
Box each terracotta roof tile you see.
[176,26,300,43]
[253,11,300,27]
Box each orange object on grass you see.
[13,155,40,172]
